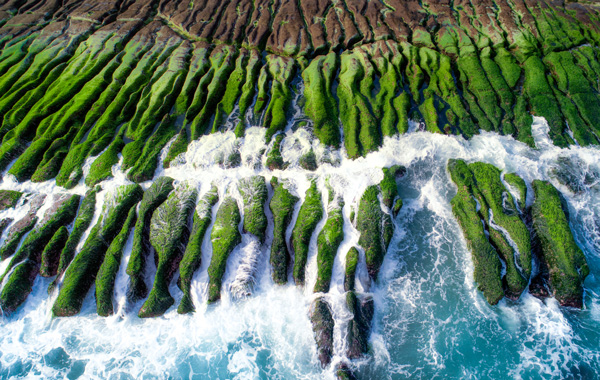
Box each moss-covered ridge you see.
[52,184,143,317]
[0,0,600,183]
[448,159,589,307]
[139,182,197,317]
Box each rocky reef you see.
[448,159,589,307]
[0,0,597,376]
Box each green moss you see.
[238,176,268,243]
[95,206,136,317]
[468,162,531,298]
[447,159,504,305]
[266,134,286,170]
[178,186,218,314]
[139,183,197,317]
[126,176,175,301]
[164,127,189,168]
[380,166,405,209]
[40,226,69,277]
[344,247,359,292]
[85,135,124,186]
[269,177,299,284]
[207,196,241,303]
[263,56,295,142]
[504,173,527,211]
[314,199,345,293]
[302,52,340,147]
[299,149,318,171]
[531,180,589,308]
[49,187,99,293]
[0,195,79,314]
[356,185,392,281]
[0,190,21,211]
[291,180,323,286]
[52,184,143,317]
[0,215,38,261]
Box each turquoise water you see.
[0,120,599,379]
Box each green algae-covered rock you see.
[291,180,323,286]
[269,177,299,284]
[139,183,198,318]
[53,184,143,317]
[178,186,219,314]
[207,196,241,303]
[266,134,287,171]
[0,190,21,211]
[448,159,503,305]
[504,173,527,211]
[238,176,268,243]
[95,206,137,317]
[356,185,393,281]
[468,162,531,299]
[0,194,79,314]
[50,187,100,293]
[126,176,175,301]
[0,194,45,261]
[532,180,589,308]
[299,149,318,172]
[346,292,374,359]
[310,296,334,368]
[314,197,344,293]
[344,247,359,292]
[40,226,69,277]
[380,165,405,209]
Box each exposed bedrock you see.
[310,296,335,368]
[346,291,375,359]
[126,176,175,302]
[269,177,299,284]
[0,0,598,185]
[52,184,143,317]
[139,183,197,318]
[449,160,589,308]
[178,186,218,314]
[531,180,589,308]
[207,196,242,303]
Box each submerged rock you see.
[0,194,46,261]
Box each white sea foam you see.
[0,116,598,378]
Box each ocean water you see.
[0,117,599,379]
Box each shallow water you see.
[0,117,599,379]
